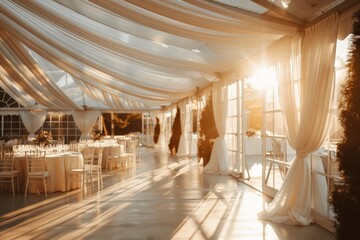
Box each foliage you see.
[35,130,52,146]
[112,113,142,129]
[198,92,218,166]
[168,106,181,154]
[92,128,104,141]
[330,10,360,239]
[153,117,160,144]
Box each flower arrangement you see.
[35,130,52,146]
[245,128,256,138]
[92,129,104,141]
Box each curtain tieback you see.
[296,153,308,159]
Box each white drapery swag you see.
[177,101,190,156]
[19,110,47,138]
[203,81,230,175]
[154,112,167,151]
[258,13,339,225]
[72,111,100,140]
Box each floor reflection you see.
[0,148,335,239]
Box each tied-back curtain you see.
[149,111,157,146]
[177,101,190,156]
[72,111,100,140]
[203,81,230,174]
[155,112,167,150]
[19,110,47,138]
[259,13,339,226]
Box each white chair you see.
[92,147,103,189]
[107,145,128,171]
[25,150,49,197]
[265,138,287,184]
[66,147,94,191]
[0,151,20,197]
[126,140,137,167]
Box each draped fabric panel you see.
[19,110,47,138]
[258,13,339,226]
[155,112,167,151]
[0,32,81,110]
[203,80,230,175]
[0,0,297,112]
[72,111,100,140]
[177,101,190,156]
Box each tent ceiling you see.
[0,0,356,112]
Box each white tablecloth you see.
[243,138,295,155]
[14,152,83,193]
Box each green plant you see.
[330,10,360,240]
[198,93,218,166]
[168,106,181,154]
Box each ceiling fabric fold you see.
[0,0,300,112]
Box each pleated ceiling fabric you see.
[0,0,298,111]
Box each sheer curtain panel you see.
[203,81,230,175]
[177,101,190,156]
[72,111,100,140]
[19,110,47,138]
[154,112,167,151]
[259,13,339,226]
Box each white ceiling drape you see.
[0,0,298,112]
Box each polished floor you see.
[0,147,335,240]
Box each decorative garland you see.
[331,10,360,239]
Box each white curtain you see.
[19,110,47,138]
[259,14,339,225]
[177,101,190,156]
[154,112,167,151]
[203,81,230,175]
[72,111,100,140]
[149,111,157,146]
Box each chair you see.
[66,147,94,191]
[126,140,137,167]
[106,145,128,171]
[0,152,20,197]
[265,138,287,184]
[25,150,49,197]
[92,147,103,189]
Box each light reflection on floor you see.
[0,148,335,239]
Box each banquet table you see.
[244,137,272,155]
[243,137,295,155]
[14,151,83,193]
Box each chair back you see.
[0,151,15,173]
[82,147,94,169]
[25,150,47,174]
[272,139,284,159]
[109,145,121,157]
[94,148,103,167]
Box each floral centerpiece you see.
[35,130,52,146]
[245,128,256,138]
[92,129,104,141]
